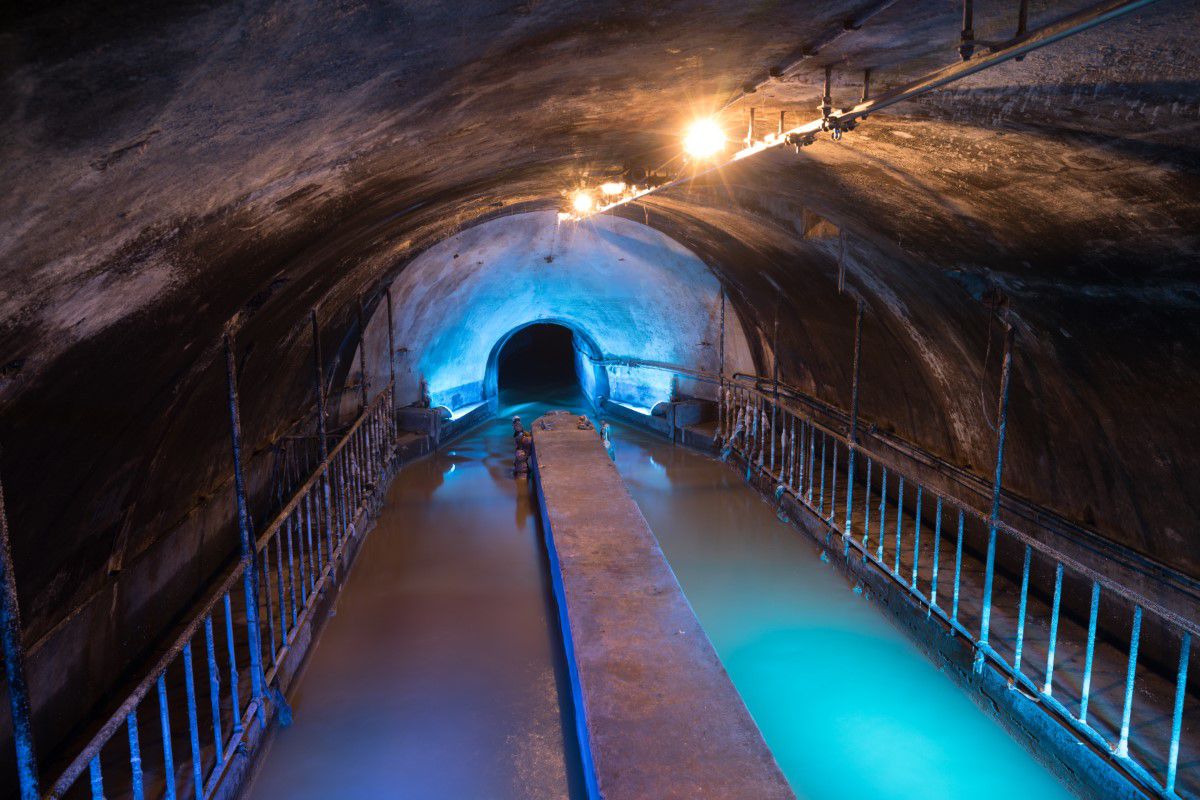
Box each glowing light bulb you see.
[600,181,626,196]
[572,191,595,214]
[683,118,726,159]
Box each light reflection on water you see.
[609,421,1074,800]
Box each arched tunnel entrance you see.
[496,322,580,404]
[490,320,610,408]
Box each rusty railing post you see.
[0,467,39,800]
[977,324,1015,671]
[310,310,339,547]
[356,297,369,414]
[222,332,266,723]
[385,286,397,409]
[844,300,864,550]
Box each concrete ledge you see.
[531,411,794,800]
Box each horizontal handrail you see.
[717,381,1195,798]
[44,382,398,800]
[723,381,1200,641]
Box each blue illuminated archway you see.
[484,318,610,405]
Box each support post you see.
[718,290,727,440]
[310,310,338,543]
[844,300,863,543]
[820,66,833,118]
[385,286,397,402]
[745,107,756,147]
[357,297,369,413]
[861,68,872,103]
[777,110,786,137]
[960,0,976,60]
[0,468,39,800]
[976,324,1014,670]
[770,307,780,473]
[222,332,266,722]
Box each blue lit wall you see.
[362,210,755,413]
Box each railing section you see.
[717,379,1195,799]
[44,384,396,800]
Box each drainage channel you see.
[242,393,1074,799]
[242,399,588,800]
[607,420,1075,800]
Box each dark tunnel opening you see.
[496,323,580,402]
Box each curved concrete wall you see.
[373,211,755,412]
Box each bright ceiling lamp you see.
[572,191,595,214]
[683,118,726,159]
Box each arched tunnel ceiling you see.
[0,0,1198,643]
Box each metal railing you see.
[42,381,396,800]
[717,378,1195,798]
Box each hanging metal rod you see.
[579,0,1161,220]
[720,0,905,111]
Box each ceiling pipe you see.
[582,0,1164,220]
[721,0,904,111]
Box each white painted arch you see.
[359,210,756,414]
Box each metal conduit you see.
[585,0,1164,219]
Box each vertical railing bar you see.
[273,535,287,642]
[1166,632,1190,794]
[222,331,265,723]
[259,547,277,664]
[182,642,203,800]
[807,420,816,502]
[1044,562,1064,696]
[127,711,145,800]
[1080,581,1102,723]
[285,512,298,628]
[978,327,1015,666]
[952,509,964,622]
[931,496,942,607]
[770,311,779,474]
[786,415,795,490]
[877,468,887,562]
[894,477,904,575]
[1012,544,1031,676]
[222,593,241,735]
[911,485,922,590]
[309,488,324,577]
[863,458,872,548]
[1116,605,1143,757]
[88,755,103,800]
[157,673,177,800]
[203,616,223,766]
[0,467,41,800]
[818,432,826,516]
[844,299,863,544]
[829,444,838,524]
[295,507,309,606]
[311,309,338,586]
[756,395,763,476]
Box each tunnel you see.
[494,323,590,404]
[0,1,1198,799]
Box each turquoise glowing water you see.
[246,386,1072,799]
[609,421,1074,800]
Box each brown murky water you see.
[243,396,588,800]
